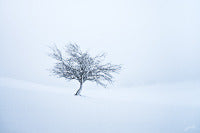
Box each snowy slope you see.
[0,77,200,133]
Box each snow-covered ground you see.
[0,77,200,133]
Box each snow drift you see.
[0,77,200,133]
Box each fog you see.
[1,1,200,132]
[0,0,200,87]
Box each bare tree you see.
[49,44,121,96]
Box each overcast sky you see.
[0,0,200,87]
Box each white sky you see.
[0,0,200,87]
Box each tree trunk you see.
[74,82,83,96]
